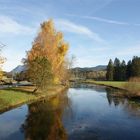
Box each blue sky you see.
[0,0,140,71]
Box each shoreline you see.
[83,80,140,98]
[0,85,68,114]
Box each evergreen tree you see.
[120,60,126,81]
[113,58,121,81]
[106,56,140,81]
[131,56,140,77]
[106,59,114,81]
[126,60,132,80]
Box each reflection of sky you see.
[0,105,28,140]
[0,87,140,140]
[63,88,140,140]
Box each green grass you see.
[0,90,37,110]
[0,85,66,112]
[84,80,140,95]
[88,81,127,89]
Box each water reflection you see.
[22,92,70,140]
[106,88,127,106]
[106,87,140,117]
[0,85,140,140]
[19,87,140,140]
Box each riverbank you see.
[83,80,140,98]
[0,85,67,113]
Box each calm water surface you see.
[0,85,140,140]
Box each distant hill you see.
[10,65,107,74]
[72,65,107,72]
[10,65,27,74]
[71,65,107,81]
[8,64,107,81]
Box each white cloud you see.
[3,49,25,72]
[117,45,140,56]
[65,14,135,26]
[55,19,105,43]
[82,16,129,25]
[0,16,35,35]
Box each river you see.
[0,84,140,140]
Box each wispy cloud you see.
[0,16,35,35]
[55,19,105,43]
[65,14,138,26]
[117,44,140,56]
[133,24,140,26]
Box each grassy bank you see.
[85,81,127,89]
[0,85,67,113]
[84,80,140,97]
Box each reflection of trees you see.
[22,93,71,140]
[70,83,106,93]
[106,87,140,117]
[124,99,140,117]
[106,88,126,106]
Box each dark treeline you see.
[106,56,140,81]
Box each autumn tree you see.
[0,43,6,81]
[61,55,76,85]
[25,20,69,92]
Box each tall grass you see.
[124,77,140,95]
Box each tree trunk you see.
[32,86,39,93]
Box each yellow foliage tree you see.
[0,46,6,80]
[26,19,69,90]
